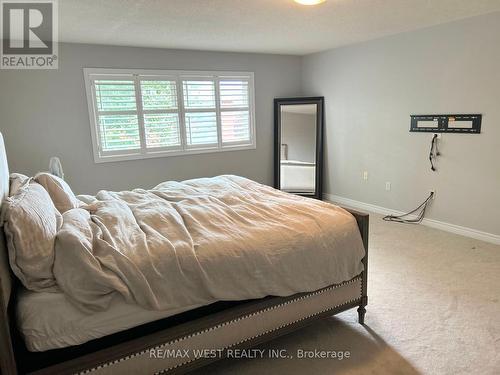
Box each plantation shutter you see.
[139,80,181,150]
[219,79,251,144]
[93,79,141,153]
[85,69,255,162]
[182,79,218,147]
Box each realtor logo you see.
[1,0,58,69]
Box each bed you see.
[280,160,316,194]
[0,132,368,375]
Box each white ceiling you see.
[59,0,500,55]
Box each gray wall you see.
[0,43,302,194]
[302,12,500,236]
[281,112,316,163]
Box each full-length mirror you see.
[274,97,324,199]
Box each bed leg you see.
[357,295,368,324]
[357,302,366,325]
[341,207,369,326]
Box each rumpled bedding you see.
[55,175,365,312]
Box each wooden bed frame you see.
[0,132,368,375]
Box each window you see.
[84,68,255,163]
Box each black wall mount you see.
[410,114,481,134]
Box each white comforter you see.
[54,175,365,312]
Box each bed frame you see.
[0,132,368,375]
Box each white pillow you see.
[34,172,81,213]
[2,181,62,291]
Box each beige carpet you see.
[193,213,500,375]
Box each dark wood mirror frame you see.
[274,96,324,200]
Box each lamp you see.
[294,0,326,5]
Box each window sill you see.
[93,143,257,164]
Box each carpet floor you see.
[193,213,500,375]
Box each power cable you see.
[383,192,434,224]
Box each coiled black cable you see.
[429,134,440,171]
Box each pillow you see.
[9,173,30,196]
[1,181,62,291]
[34,172,81,213]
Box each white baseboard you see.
[324,193,500,246]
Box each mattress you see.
[16,288,206,352]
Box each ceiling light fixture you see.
[294,0,326,5]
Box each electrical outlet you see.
[434,133,442,139]
[363,171,368,181]
[429,189,436,199]
[385,182,391,191]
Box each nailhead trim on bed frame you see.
[77,277,361,375]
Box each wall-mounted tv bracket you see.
[410,114,482,134]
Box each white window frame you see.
[83,68,256,163]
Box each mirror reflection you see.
[280,104,317,195]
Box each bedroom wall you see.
[301,12,500,237]
[0,43,302,194]
[281,112,316,163]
